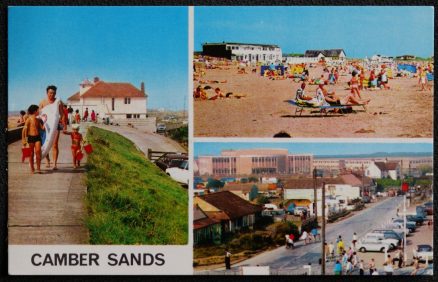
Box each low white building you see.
[202,42,282,63]
[304,49,347,62]
[366,161,400,180]
[67,77,147,120]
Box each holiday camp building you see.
[202,42,282,63]
[196,149,313,177]
[67,77,148,120]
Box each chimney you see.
[141,82,145,94]
[93,77,100,83]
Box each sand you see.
[194,64,433,138]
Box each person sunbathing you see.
[295,83,313,101]
[193,86,207,100]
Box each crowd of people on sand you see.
[19,85,97,174]
[193,54,433,107]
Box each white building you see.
[304,49,347,62]
[67,77,147,120]
[366,161,400,180]
[202,42,282,63]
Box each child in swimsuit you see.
[22,105,45,174]
[63,124,83,168]
[350,73,362,99]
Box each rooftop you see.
[203,42,280,48]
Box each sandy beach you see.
[194,63,433,138]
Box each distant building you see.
[202,42,282,63]
[194,191,263,235]
[304,49,347,61]
[67,77,147,120]
[396,55,416,60]
[366,162,400,180]
[197,149,313,177]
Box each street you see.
[197,196,404,274]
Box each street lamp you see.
[321,181,326,275]
[313,168,317,219]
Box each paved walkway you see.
[8,125,89,244]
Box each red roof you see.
[67,80,146,101]
[375,162,398,171]
[68,91,80,101]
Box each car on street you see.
[406,214,425,226]
[371,229,402,244]
[154,153,188,172]
[357,238,393,253]
[416,263,433,275]
[293,206,307,216]
[413,245,433,262]
[384,223,410,236]
[392,219,417,232]
[156,123,166,134]
[423,202,433,215]
[363,233,399,249]
[416,206,428,218]
[166,160,189,186]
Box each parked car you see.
[392,219,417,232]
[385,223,410,236]
[294,206,307,216]
[362,196,371,203]
[363,233,399,250]
[371,229,402,244]
[166,160,189,186]
[154,153,188,172]
[357,238,393,253]
[423,202,433,215]
[416,206,427,218]
[156,123,166,134]
[406,214,425,226]
[416,263,433,275]
[413,244,433,262]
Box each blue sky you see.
[195,6,434,58]
[9,7,188,112]
[194,142,433,157]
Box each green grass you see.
[84,126,188,245]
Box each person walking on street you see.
[334,260,342,275]
[369,258,376,275]
[359,259,365,275]
[411,257,419,275]
[224,250,232,270]
[352,232,358,249]
[337,238,344,255]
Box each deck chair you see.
[287,100,366,116]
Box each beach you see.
[194,64,433,138]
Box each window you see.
[124,97,131,104]
[112,98,115,111]
[126,114,132,119]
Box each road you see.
[92,123,186,154]
[199,196,403,274]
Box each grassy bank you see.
[84,126,188,244]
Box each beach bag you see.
[22,146,32,162]
[84,143,93,154]
[76,150,84,161]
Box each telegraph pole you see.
[313,168,317,219]
[321,181,326,275]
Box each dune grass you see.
[84,126,188,245]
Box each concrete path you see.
[91,124,187,154]
[8,125,89,244]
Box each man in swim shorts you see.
[39,85,67,170]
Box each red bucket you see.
[22,147,32,162]
[83,144,93,154]
[76,150,84,161]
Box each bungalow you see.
[366,161,400,180]
[194,191,263,234]
[304,49,347,61]
[193,205,222,245]
[67,77,148,120]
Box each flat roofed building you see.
[202,42,282,63]
[197,149,313,177]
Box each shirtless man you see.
[39,85,67,170]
